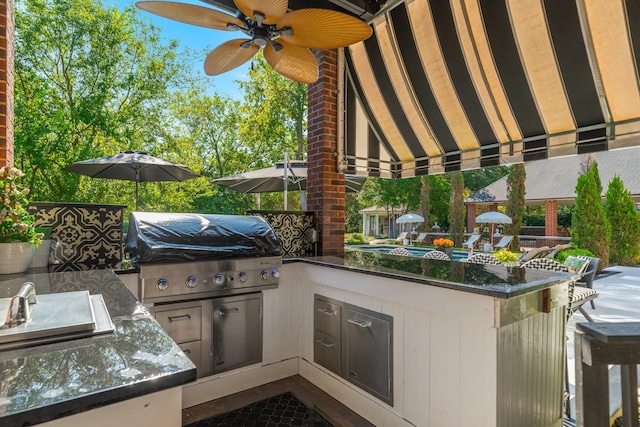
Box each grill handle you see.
[168,314,191,323]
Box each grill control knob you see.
[185,275,197,288]
[272,269,280,279]
[157,278,169,291]
[238,272,248,283]
[213,273,225,287]
[261,270,271,280]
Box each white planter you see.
[30,239,52,268]
[0,242,35,274]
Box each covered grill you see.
[125,212,283,378]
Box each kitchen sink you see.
[0,290,114,351]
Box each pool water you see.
[348,245,470,262]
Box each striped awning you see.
[340,0,640,178]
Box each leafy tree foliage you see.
[571,161,610,267]
[419,176,431,232]
[504,163,526,249]
[462,165,509,192]
[447,171,465,246]
[15,0,186,205]
[605,175,640,265]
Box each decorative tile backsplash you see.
[28,202,126,271]
[247,210,315,258]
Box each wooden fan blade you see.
[135,1,243,30]
[278,9,372,49]
[204,39,258,76]
[264,40,318,84]
[234,0,287,25]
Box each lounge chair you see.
[462,233,481,249]
[547,243,572,258]
[518,246,551,263]
[494,235,513,250]
[389,247,411,256]
[411,232,428,245]
[423,250,451,261]
[395,232,408,244]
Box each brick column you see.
[0,0,13,167]
[545,199,558,237]
[466,203,476,233]
[307,49,345,256]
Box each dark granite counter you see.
[0,268,196,427]
[290,249,574,298]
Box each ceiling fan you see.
[135,0,373,84]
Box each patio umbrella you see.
[475,211,512,245]
[395,213,424,237]
[65,151,199,210]
[211,160,366,209]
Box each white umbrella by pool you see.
[396,213,425,224]
[475,211,512,245]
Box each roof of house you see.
[465,147,640,205]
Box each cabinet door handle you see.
[316,339,335,348]
[317,308,336,316]
[168,314,191,323]
[348,318,372,328]
[217,307,239,316]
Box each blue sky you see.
[106,0,251,98]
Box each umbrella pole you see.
[135,180,139,211]
[283,150,288,211]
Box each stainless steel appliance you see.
[125,212,282,378]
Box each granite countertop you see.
[0,268,196,427]
[289,250,574,298]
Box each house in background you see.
[465,147,640,235]
[360,206,408,238]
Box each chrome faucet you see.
[2,282,37,329]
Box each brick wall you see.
[0,0,13,167]
[307,49,345,256]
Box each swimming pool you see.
[348,245,470,262]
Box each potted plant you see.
[433,237,454,258]
[493,249,519,266]
[0,166,43,274]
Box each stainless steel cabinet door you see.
[212,293,262,373]
[345,307,393,405]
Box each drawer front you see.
[178,340,201,373]
[314,298,341,336]
[314,329,340,374]
[155,306,202,343]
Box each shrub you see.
[494,249,518,263]
[346,233,367,245]
[555,248,595,264]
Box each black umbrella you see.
[65,151,199,209]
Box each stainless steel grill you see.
[125,212,282,378]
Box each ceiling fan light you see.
[253,37,268,47]
[281,27,293,37]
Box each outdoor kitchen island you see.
[185,250,576,427]
[0,268,196,427]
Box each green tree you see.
[571,160,610,267]
[419,176,431,232]
[605,175,640,265]
[504,163,526,250]
[428,175,451,229]
[15,0,187,206]
[447,171,465,246]
[462,165,509,192]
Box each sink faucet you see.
[2,282,37,329]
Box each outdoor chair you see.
[423,250,451,261]
[389,247,411,256]
[462,233,481,249]
[494,235,513,250]
[518,246,551,263]
[465,253,502,265]
[575,256,600,309]
[411,232,428,245]
[547,243,573,258]
[395,232,408,244]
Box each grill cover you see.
[125,212,282,266]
